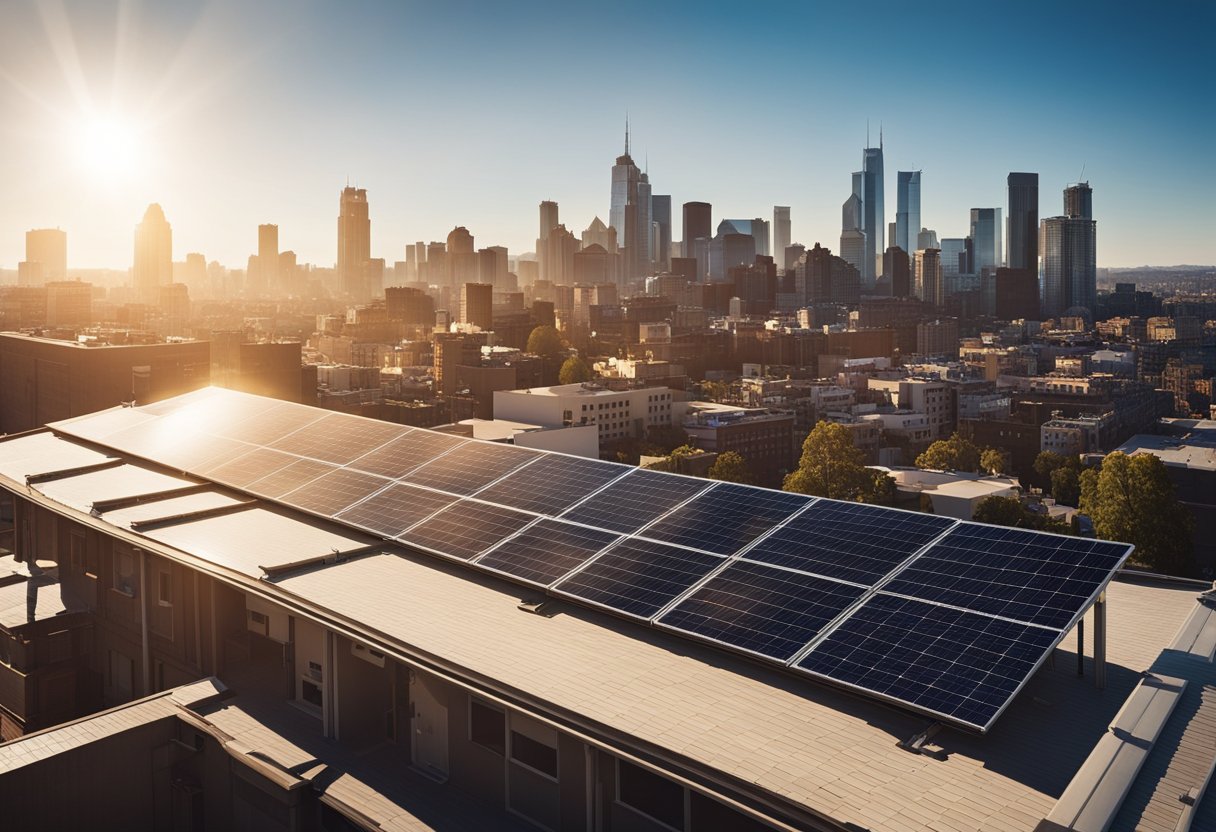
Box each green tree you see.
[784,421,895,504]
[973,495,1071,534]
[1079,452,1195,575]
[1050,465,1081,507]
[644,444,701,474]
[980,447,1010,476]
[558,355,592,385]
[525,325,564,361]
[915,433,982,472]
[707,451,754,484]
[1033,450,1069,481]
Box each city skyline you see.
[1,0,1213,271]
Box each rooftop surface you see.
[1116,433,1216,472]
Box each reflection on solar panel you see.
[474,454,629,515]
[334,483,458,538]
[277,468,390,516]
[270,414,405,464]
[347,430,465,479]
[796,593,1060,731]
[884,524,1131,629]
[742,501,954,585]
[245,458,337,499]
[559,468,711,533]
[201,447,298,488]
[553,538,724,619]
[156,436,254,473]
[657,561,866,661]
[401,500,537,560]
[475,519,620,587]
[216,403,329,446]
[402,442,539,496]
[641,484,811,555]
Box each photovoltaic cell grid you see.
[245,458,337,499]
[883,523,1133,629]
[201,447,299,489]
[474,454,630,515]
[559,468,711,534]
[553,538,725,620]
[742,501,955,585]
[640,483,811,556]
[657,561,867,661]
[270,414,406,465]
[216,404,330,447]
[474,519,621,587]
[334,483,458,539]
[346,430,464,479]
[402,442,540,496]
[279,468,392,517]
[796,593,1061,731]
[400,500,537,560]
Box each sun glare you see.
[75,116,141,181]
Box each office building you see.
[995,267,1039,320]
[773,206,791,264]
[794,243,860,305]
[682,201,711,259]
[1007,172,1039,272]
[337,186,371,300]
[446,226,477,289]
[539,200,559,242]
[860,138,885,286]
[784,243,806,272]
[884,246,911,297]
[895,171,921,256]
[572,243,611,287]
[969,208,1003,274]
[708,221,758,282]
[915,247,944,308]
[250,223,278,297]
[539,224,578,286]
[652,194,672,272]
[917,228,939,250]
[1041,182,1098,319]
[460,282,494,331]
[609,123,648,283]
[917,318,960,357]
[133,203,173,303]
[24,228,67,284]
[840,191,867,278]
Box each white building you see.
[868,377,955,439]
[493,382,675,446]
[875,467,1020,520]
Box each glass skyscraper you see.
[969,208,1002,275]
[895,171,921,256]
[860,141,884,286]
[1006,172,1038,272]
[1040,182,1097,319]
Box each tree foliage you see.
[644,444,701,474]
[558,355,592,385]
[1050,464,1081,507]
[915,433,982,473]
[707,451,754,484]
[1033,451,1070,481]
[980,447,1010,476]
[784,421,895,505]
[1079,452,1195,576]
[973,496,1071,533]
[525,325,565,360]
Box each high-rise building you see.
[610,123,649,283]
[540,225,579,286]
[446,227,477,288]
[1041,182,1097,319]
[969,208,1002,274]
[539,201,559,242]
[651,194,672,273]
[460,282,493,330]
[860,138,885,286]
[682,201,711,259]
[773,206,791,265]
[917,228,939,250]
[840,193,867,277]
[794,243,860,305]
[581,217,617,253]
[637,171,653,275]
[914,248,943,308]
[134,204,173,303]
[337,187,371,300]
[254,224,279,296]
[784,244,806,272]
[895,171,921,256]
[884,246,911,298]
[25,228,67,284]
[1006,172,1039,272]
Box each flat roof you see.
[1116,434,1216,472]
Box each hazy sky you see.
[1,0,1213,271]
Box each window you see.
[470,699,505,755]
[113,546,137,596]
[301,678,323,707]
[158,568,173,607]
[510,729,557,779]
[618,760,685,830]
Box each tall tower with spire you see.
[860,128,885,287]
[610,118,646,284]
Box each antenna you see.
[867,119,870,148]
[625,112,630,156]
[880,122,883,149]
[1078,163,1086,182]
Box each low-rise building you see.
[682,403,795,486]
[494,382,676,447]
[875,466,1020,520]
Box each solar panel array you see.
[49,388,1134,733]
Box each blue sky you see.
[1,0,1212,270]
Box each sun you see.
[74,116,142,181]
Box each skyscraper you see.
[1041,182,1097,319]
[609,122,647,283]
[134,204,173,303]
[840,193,867,277]
[895,171,921,256]
[651,195,672,272]
[884,246,911,298]
[256,224,279,296]
[969,208,1002,275]
[1006,173,1039,272]
[539,200,559,242]
[636,170,653,274]
[860,136,885,285]
[24,228,67,284]
[914,248,943,308]
[337,186,371,300]
[773,206,791,265]
[460,282,493,330]
[682,201,711,259]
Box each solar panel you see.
[883,524,1132,629]
[656,561,867,661]
[200,447,298,488]
[215,403,330,446]
[334,483,458,539]
[640,483,811,556]
[401,500,537,560]
[796,593,1060,731]
[277,468,392,517]
[474,519,621,587]
[156,436,256,473]
[402,442,539,496]
[269,414,405,465]
[245,458,337,499]
[473,454,629,515]
[742,501,954,585]
[559,468,711,533]
[553,538,725,620]
[347,430,466,479]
